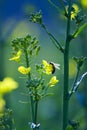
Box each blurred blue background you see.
[0,0,87,130]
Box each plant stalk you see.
[25,50,35,129]
[25,51,39,130]
[35,102,38,123]
[34,101,38,130]
[41,23,64,53]
[63,0,72,130]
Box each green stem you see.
[61,0,68,17]
[30,96,35,128]
[35,102,38,123]
[34,87,39,130]
[41,23,64,53]
[25,50,31,78]
[35,101,38,127]
[48,0,61,13]
[25,50,35,129]
[63,0,72,130]
[34,89,38,124]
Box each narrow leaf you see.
[36,45,40,55]
[73,22,87,38]
[43,93,54,98]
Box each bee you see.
[49,62,60,74]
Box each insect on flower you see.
[42,60,60,75]
[49,62,60,74]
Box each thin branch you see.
[68,67,80,99]
[41,23,64,53]
[48,0,68,17]
[69,71,87,98]
[48,0,61,12]
[60,0,68,17]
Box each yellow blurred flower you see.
[0,77,18,94]
[9,50,22,62]
[42,60,53,75]
[80,0,87,8]
[18,66,31,75]
[69,59,77,78]
[48,76,59,87]
[71,4,79,20]
[66,4,79,20]
[0,77,18,113]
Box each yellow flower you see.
[69,59,77,78]
[71,4,79,20]
[42,60,53,75]
[18,66,31,75]
[80,0,87,8]
[66,4,79,20]
[9,50,22,62]
[0,77,18,94]
[0,77,18,113]
[49,76,59,87]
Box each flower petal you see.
[18,66,31,75]
[49,76,59,87]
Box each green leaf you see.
[45,93,54,97]
[73,22,87,38]
[66,125,73,130]
[36,45,40,55]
